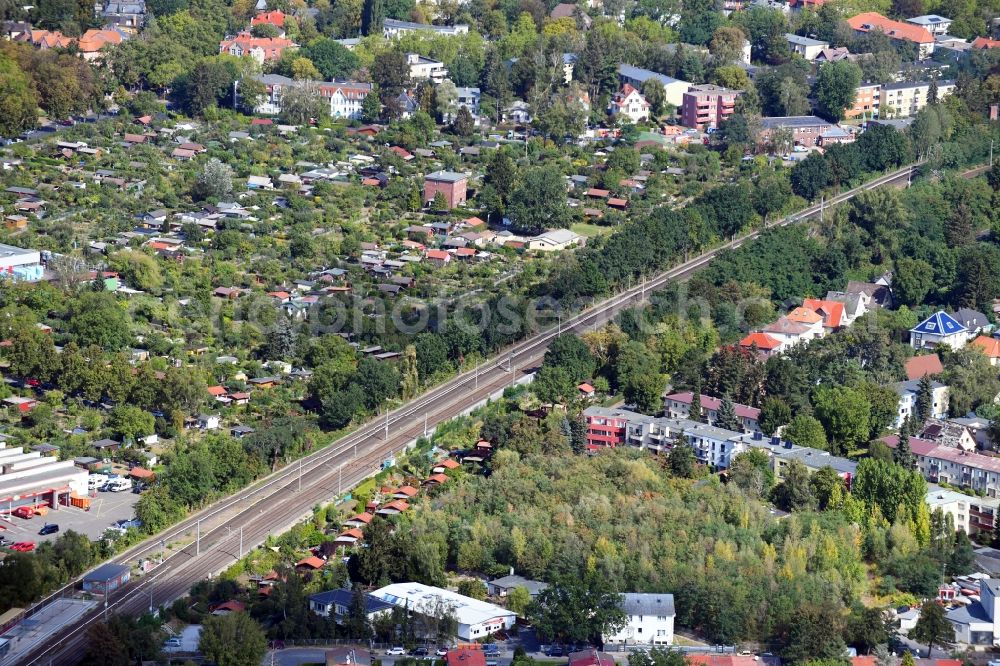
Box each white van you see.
[88,474,108,489]
[107,478,132,493]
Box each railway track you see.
[12,162,924,666]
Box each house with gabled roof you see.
[738,331,782,357]
[801,298,847,330]
[910,311,968,350]
[971,335,1000,366]
[609,84,650,123]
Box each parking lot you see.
[0,488,140,545]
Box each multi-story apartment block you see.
[382,18,468,38]
[845,83,881,119]
[583,407,855,477]
[246,75,371,120]
[880,79,956,117]
[680,84,740,129]
[887,435,1000,498]
[846,12,935,58]
[663,392,760,433]
[893,378,950,428]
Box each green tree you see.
[949,530,975,575]
[853,458,927,524]
[194,158,234,200]
[813,60,862,122]
[715,394,741,431]
[781,413,827,449]
[813,386,871,454]
[452,106,474,136]
[82,622,129,666]
[893,258,934,306]
[198,612,267,666]
[855,123,910,172]
[107,405,155,442]
[667,440,696,478]
[773,459,815,511]
[728,449,774,498]
[809,465,843,510]
[915,374,933,422]
[782,603,847,663]
[371,51,408,119]
[507,166,572,232]
[845,605,890,656]
[759,396,791,435]
[641,79,667,117]
[790,153,830,200]
[303,38,360,79]
[528,573,627,643]
[0,54,38,137]
[507,586,532,615]
[910,600,954,657]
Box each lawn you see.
[570,222,614,238]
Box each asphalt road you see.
[10,162,925,666]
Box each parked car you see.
[410,647,429,657]
[546,646,564,657]
[435,648,449,657]
[12,506,34,519]
[39,523,59,535]
[386,647,406,656]
[0,536,11,547]
[163,637,182,649]
[10,541,36,552]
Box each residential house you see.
[785,33,829,59]
[609,84,651,123]
[762,314,823,348]
[251,9,288,30]
[972,36,1000,49]
[907,14,952,36]
[504,101,532,124]
[801,298,848,331]
[527,229,585,251]
[424,171,468,208]
[680,85,740,129]
[603,593,675,647]
[893,378,949,428]
[971,335,1000,366]
[905,353,945,379]
[947,577,1000,644]
[910,310,968,350]
[847,12,935,58]
[406,53,448,82]
[617,64,691,107]
[550,2,591,28]
[247,74,371,119]
[919,417,976,451]
[487,574,549,598]
[738,331,784,357]
[454,87,481,119]
[309,589,394,622]
[219,31,297,63]
[663,392,761,433]
[99,0,146,32]
[954,308,991,335]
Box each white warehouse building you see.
[372,582,517,641]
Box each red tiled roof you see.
[425,249,450,261]
[296,555,326,569]
[972,37,1000,49]
[251,10,287,27]
[447,650,486,666]
[971,335,1000,358]
[904,353,944,379]
[578,383,595,393]
[346,512,374,524]
[687,656,761,666]
[586,188,610,198]
[378,499,410,513]
[847,12,933,43]
[211,600,246,613]
[395,485,418,497]
[425,473,448,484]
[666,392,760,420]
[739,331,781,350]
[207,385,227,396]
[802,298,845,328]
[437,458,460,469]
[128,467,155,479]
[338,527,363,539]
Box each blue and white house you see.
[909,310,968,350]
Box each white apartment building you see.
[382,18,468,38]
[881,80,956,117]
[603,593,675,648]
[406,53,448,82]
[893,378,950,428]
[247,75,371,119]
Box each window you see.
[657,616,668,621]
